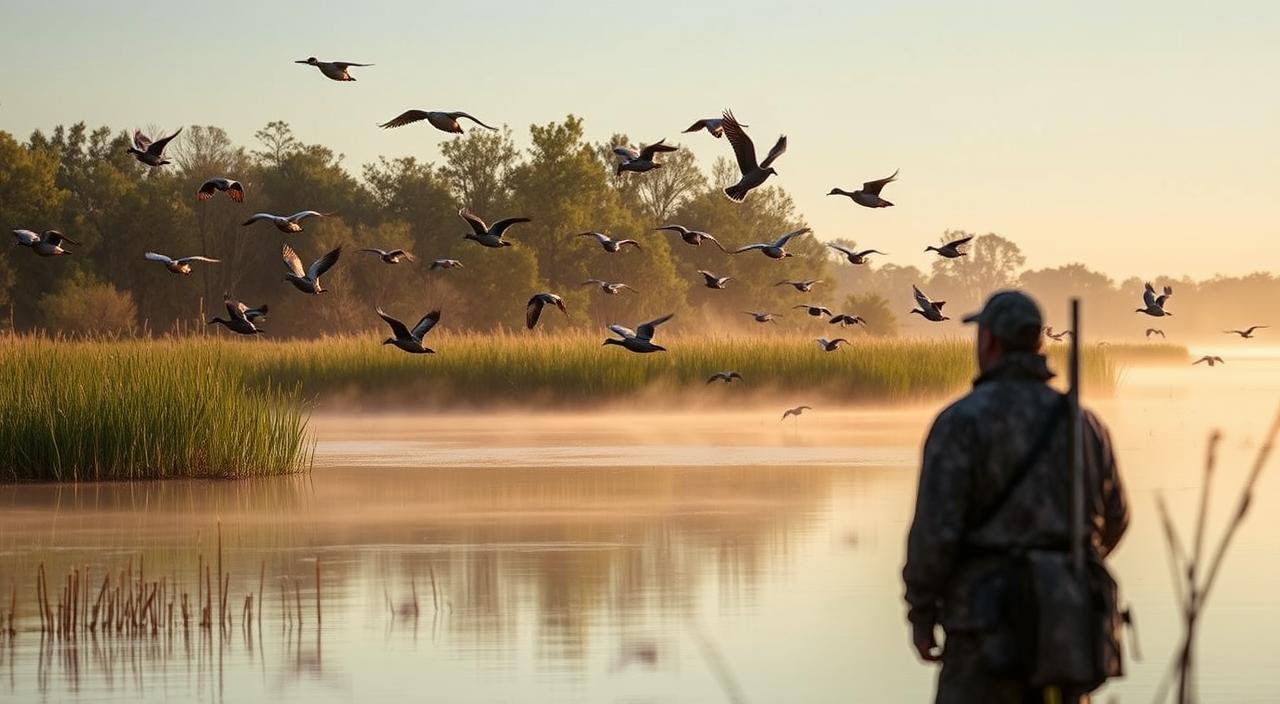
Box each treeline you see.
[0,118,1274,342]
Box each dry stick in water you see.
[315,560,321,627]
[294,579,302,628]
[428,563,439,612]
[257,561,265,633]
[217,522,223,632]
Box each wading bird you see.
[460,208,529,248]
[743,311,782,323]
[282,244,342,295]
[526,292,567,329]
[925,235,974,259]
[1136,283,1173,317]
[775,279,822,293]
[144,252,220,275]
[781,405,811,421]
[830,314,867,328]
[1145,328,1165,339]
[242,210,332,233]
[698,270,732,289]
[128,128,182,167]
[733,228,811,259]
[828,170,899,208]
[603,314,674,353]
[654,225,725,251]
[12,229,77,256]
[683,118,741,138]
[196,178,244,202]
[707,371,743,384]
[1193,355,1225,367]
[358,248,415,264]
[295,57,373,81]
[816,337,848,352]
[578,231,640,253]
[1225,325,1268,339]
[208,296,265,335]
[613,140,678,175]
[582,279,637,295]
[377,308,441,353]
[911,285,950,322]
[827,243,885,265]
[378,110,498,133]
[721,109,786,201]
[428,258,464,270]
[794,304,833,318]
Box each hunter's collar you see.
[974,351,1056,387]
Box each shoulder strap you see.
[973,394,1069,533]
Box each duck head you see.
[602,338,623,347]
[826,188,845,196]
[296,57,319,65]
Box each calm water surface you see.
[2,356,1278,703]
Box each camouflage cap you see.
[962,290,1043,347]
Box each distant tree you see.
[39,271,136,336]
[930,232,1025,311]
[252,121,299,167]
[439,128,519,214]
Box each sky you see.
[2,0,1277,280]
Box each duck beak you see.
[295,60,309,64]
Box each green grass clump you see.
[0,338,312,482]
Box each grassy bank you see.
[0,339,312,482]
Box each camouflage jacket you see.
[902,352,1128,634]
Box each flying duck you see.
[1225,326,1268,339]
[698,270,732,289]
[743,311,782,323]
[282,244,342,294]
[208,296,265,335]
[794,304,833,318]
[828,244,886,265]
[578,231,641,252]
[428,258,464,270]
[526,292,568,329]
[12,229,77,256]
[242,210,332,233]
[582,278,637,295]
[827,170,898,208]
[197,178,244,202]
[127,129,182,167]
[654,225,725,251]
[830,314,867,327]
[707,371,743,384]
[295,57,373,81]
[377,308,441,353]
[911,285,949,322]
[1145,328,1165,339]
[460,208,529,247]
[682,118,741,138]
[733,228,811,259]
[613,140,678,175]
[1193,355,1225,367]
[816,337,849,352]
[1136,283,1173,317]
[358,248,415,264]
[144,252,220,275]
[781,405,812,421]
[775,279,822,293]
[378,110,498,133]
[604,313,674,353]
[721,110,786,202]
[926,235,974,259]
[1044,327,1074,342]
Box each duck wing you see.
[720,110,758,175]
[379,110,431,129]
[307,246,343,280]
[458,208,489,236]
[147,128,182,156]
[489,217,530,238]
[145,252,175,265]
[281,244,307,277]
[759,134,787,169]
[410,310,441,339]
[608,324,636,340]
[451,112,498,130]
[636,313,674,342]
[772,227,811,248]
[862,169,898,195]
[639,140,678,160]
[376,308,412,340]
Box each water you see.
[2,356,1279,703]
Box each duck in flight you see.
[816,337,849,352]
[282,244,342,295]
[12,229,77,256]
[794,304,834,318]
[707,371,743,384]
[721,110,786,202]
[743,311,782,323]
[781,405,811,421]
[579,231,641,253]
[208,296,266,336]
[828,170,899,208]
[1145,328,1165,339]
[830,314,867,328]
[683,118,741,138]
[613,140,678,175]
[733,228,811,259]
[1136,283,1173,317]
[428,258,464,270]
[926,235,974,259]
[144,252,220,275]
[242,210,332,233]
[698,270,732,290]
[526,293,567,329]
[358,248,415,264]
[1225,325,1268,339]
[603,314,674,353]
[377,308,441,354]
[379,110,498,134]
[828,244,886,265]
[295,57,373,81]
[911,285,949,322]
[582,279,637,295]
[1044,327,1074,342]
[197,178,244,202]
[460,208,529,248]
[654,225,725,251]
[775,279,822,293]
[127,128,182,167]
[1193,355,1225,367]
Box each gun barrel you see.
[1069,298,1085,575]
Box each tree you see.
[930,232,1025,312]
[39,271,136,336]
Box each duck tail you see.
[723,184,747,202]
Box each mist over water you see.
[1,355,1278,702]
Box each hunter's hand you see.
[912,624,942,662]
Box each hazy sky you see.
[3,1,1277,280]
